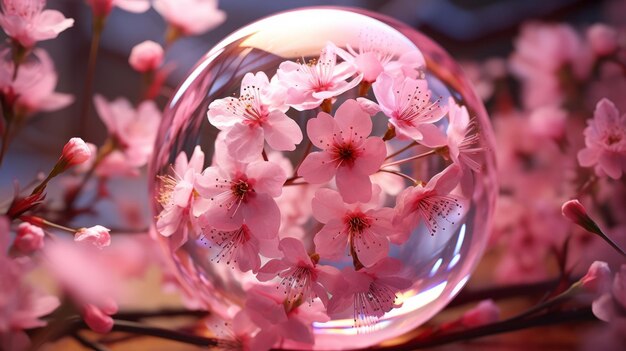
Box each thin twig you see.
[113,309,208,321]
[106,319,219,347]
[369,307,595,350]
[377,169,417,184]
[385,141,418,160]
[292,140,312,177]
[381,149,437,168]
[79,16,105,136]
[72,332,110,351]
[447,278,564,307]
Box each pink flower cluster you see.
[475,18,626,287]
[156,42,485,349]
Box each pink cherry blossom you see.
[199,223,263,273]
[257,237,340,306]
[195,145,286,239]
[0,48,73,115]
[394,165,466,240]
[445,98,484,172]
[298,99,386,203]
[74,225,111,249]
[587,24,618,57]
[94,150,140,177]
[1,217,60,342]
[243,286,329,348]
[327,257,411,327]
[154,0,225,36]
[93,94,161,167]
[578,98,626,179]
[207,72,302,161]
[205,313,259,351]
[276,44,362,111]
[592,264,626,322]
[385,50,427,80]
[371,72,447,142]
[157,146,207,249]
[333,38,424,83]
[128,40,164,73]
[311,187,397,268]
[43,241,121,331]
[13,222,44,254]
[0,0,74,49]
[86,0,150,18]
[510,22,593,109]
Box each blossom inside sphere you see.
[150,7,496,350]
[298,99,386,203]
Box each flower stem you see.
[11,40,28,81]
[320,98,332,113]
[448,278,565,308]
[381,149,437,168]
[292,141,312,178]
[42,220,77,233]
[283,175,302,186]
[385,141,418,160]
[79,15,106,136]
[377,169,417,184]
[113,309,209,321]
[72,332,110,351]
[358,81,371,97]
[0,118,12,167]
[64,139,115,214]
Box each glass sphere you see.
[150,7,496,350]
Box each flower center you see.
[347,213,371,234]
[157,175,177,206]
[4,0,44,18]
[231,179,250,199]
[333,143,359,167]
[606,132,622,146]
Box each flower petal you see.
[298,151,337,184]
[264,110,302,151]
[314,220,347,260]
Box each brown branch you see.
[113,309,208,321]
[72,332,110,351]
[369,307,595,350]
[447,278,564,307]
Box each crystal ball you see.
[150,7,496,350]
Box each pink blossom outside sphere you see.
[150,7,497,350]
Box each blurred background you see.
[5,0,619,158]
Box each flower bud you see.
[562,200,600,234]
[579,261,612,294]
[129,40,164,73]
[82,303,115,333]
[61,138,92,167]
[75,225,111,249]
[587,24,618,57]
[14,222,45,254]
